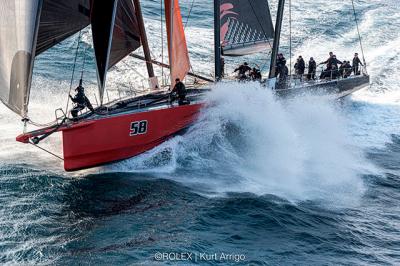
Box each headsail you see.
[0,0,90,117]
[91,0,142,104]
[1,0,144,115]
[165,0,191,84]
[220,0,274,56]
[0,0,42,117]
[91,0,118,104]
[110,0,141,68]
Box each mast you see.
[26,0,44,118]
[214,0,221,81]
[133,0,155,78]
[169,0,174,86]
[268,0,285,79]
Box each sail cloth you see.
[165,0,191,84]
[110,0,141,68]
[0,0,90,117]
[91,0,142,104]
[0,0,42,117]
[220,0,274,56]
[36,0,91,55]
[90,0,118,104]
[0,0,143,116]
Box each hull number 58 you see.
[130,120,148,136]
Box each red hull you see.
[15,103,201,171]
[60,103,202,171]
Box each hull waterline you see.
[16,76,369,172]
[275,74,370,99]
[61,103,202,171]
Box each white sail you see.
[0,0,142,115]
[0,0,42,117]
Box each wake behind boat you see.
[0,0,369,171]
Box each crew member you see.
[319,52,342,79]
[319,52,332,79]
[339,61,352,78]
[234,62,252,81]
[294,56,305,80]
[250,67,262,81]
[331,64,339,79]
[352,53,363,75]
[321,52,334,67]
[307,57,317,80]
[171,78,189,106]
[276,53,287,80]
[69,81,94,118]
[343,61,352,78]
[331,55,342,69]
[339,61,346,77]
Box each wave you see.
[109,82,371,205]
[0,0,396,203]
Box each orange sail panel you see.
[165,0,190,84]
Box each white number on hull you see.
[130,120,148,136]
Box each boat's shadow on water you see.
[63,173,168,218]
[56,173,206,258]
[56,174,350,258]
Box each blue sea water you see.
[1,0,400,265]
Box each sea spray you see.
[112,82,368,205]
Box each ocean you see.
[1,0,400,265]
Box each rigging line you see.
[29,142,64,161]
[259,51,272,72]
[65,30,83,117]
[247,0,273,50]
[289,0,292,77]
[80,45,89,80]
[161,0,165,85]
[122,59,146,79]
[26,45,85,128]
[351,0,367,68]
[28,119,58,128]
[180,0,198,78]
[183,0,196,29]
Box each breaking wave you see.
[109,82,371,205]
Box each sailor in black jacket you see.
[320,53,342,79]
[234,62,252,80]
[171,78,189,106]
[294,56,306,80]
[307,57,317,80]
[352,53,364,75]
[276,53,287,80]
[69,82,94,118]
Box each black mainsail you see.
[0,0,143,117]
[91,0,142,103]
[220,0,274,56]
[90,0,118,105]
[36,0,91,55]
[110,0,141,68]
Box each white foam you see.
[0,0,396,203]
[109,83,372,205]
